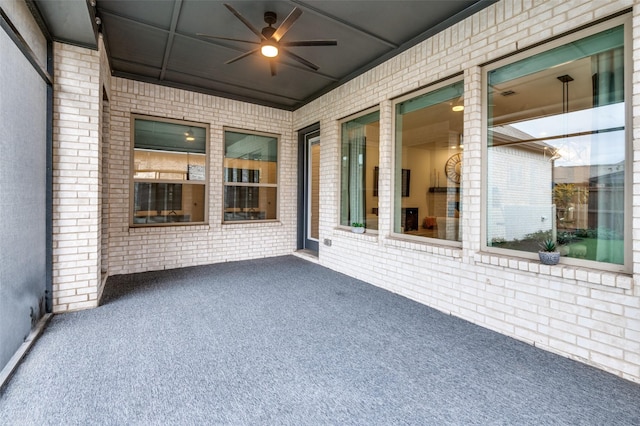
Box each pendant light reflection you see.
[185,128,195,142]
[549,74,573,162]
[451,95,464,112]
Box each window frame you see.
[391,77,465,246]
[129,114,209,228]
[481,15,632,273]
[222,127,280,224]
[338,106,381,233]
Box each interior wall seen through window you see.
[486,24,626,268]
[132,118,207,225]
[394,81,464,241]
[223,130,279,222]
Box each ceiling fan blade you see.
[269,59,277,77]
[281,47,319,71]
[272,7,302,42]
[281,40,338,47]
[196,34,260,44]
[225,47,260,65]
[223,3,266,40]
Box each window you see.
[223,129,278,222]
[486,21,628,270]
[340,110,380,230]
[132,117,207,225]
[394,81,464,241]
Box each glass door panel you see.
[308,138,320,241]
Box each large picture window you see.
[132,117,207,225]
[395,81,464,241]
[340,110,380,230]
[486,22,628,270]
[224,130,278,222]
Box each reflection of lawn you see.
[565,238,624,264]
[490,237,624,265]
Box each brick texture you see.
[52,41,104,312]
[50,0,640,383]
[293,0,640,383]
[106,79,295,276]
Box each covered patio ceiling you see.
[33,0,497,110]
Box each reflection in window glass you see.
[340,111,380,230]
[395,81,464,241]
[223,130,278,222]
[132,117,207,225]
[487,25,625,266]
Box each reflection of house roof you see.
[490,124,535,143]
[489,124,551,151]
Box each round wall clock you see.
[445,153,462,184]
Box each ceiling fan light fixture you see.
[198,5,335,76]
[185,128,195,141]
[261,42,278,58]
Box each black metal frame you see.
[297,123,320,252]
[0,5,53,312]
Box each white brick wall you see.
[488,146,553,240]
[106,78,295,276]
[52,42,103,312]
[49,0,640,383]
[293,0,640,382]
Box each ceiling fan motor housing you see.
[262,26,276,39]
[264,11,277,25]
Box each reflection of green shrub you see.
[523,230,552,241]
[490,230,549,253]
[489,238,507,247]
[574,228,595,238]
[557,231,579,245]
[574,228,622,240]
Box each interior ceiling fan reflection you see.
[197,3,337,76]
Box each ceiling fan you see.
[197,3,337,76]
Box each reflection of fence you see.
[134,182,182,212]
[587,186,624,232]
[225,168,261,183]
[557,203,588,229]
[224,186,260,209]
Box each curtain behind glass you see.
[591,46,624,263]
[340,111,379,227]
[341,122,366,225]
